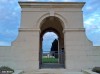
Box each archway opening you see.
[42,32,58,63]
[39,16,65,68]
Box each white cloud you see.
[43,32,58,39]
[61,0,72,1]
[0,41,11,46]
[43,32,58,51]
[93,42,100,46]
[19,0,37,1]
[84,18,95,26]
[84,12,100,29]
[86,6,93,11]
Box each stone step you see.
[40,63,65,68]
[23,72,84,74]
[35,72,84,74]
[23,69,84,74]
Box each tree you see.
[51,39,58,58]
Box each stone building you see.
[0,2,100,74]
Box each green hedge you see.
[92,67,100,73]
[42,57,58,63]
[0,66,14,74]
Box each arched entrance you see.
[39,16,65,68]
[42,32,58,63]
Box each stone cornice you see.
[19,28,40,32]
[19,2,85,8]
[63,28,85,33]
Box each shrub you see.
[0,66,14,74]
[92,67,100,73]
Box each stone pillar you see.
[12,28,40,71]
[63,30,67,69]
[63,28,94,71]
[39,37,43,67]
[59,38,64,64]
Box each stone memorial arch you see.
[0,2,100,74]
[39,16,65,68]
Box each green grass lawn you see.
[42,57,58,63]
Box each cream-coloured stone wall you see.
[64,31,99,71]
[0,2,100,73]
[20,7,83,29]
[0,47,13,67]
[21,11,47,29]
[11,29,40,71]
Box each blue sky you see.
[43,32,58,51]
[0,0,100,47]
